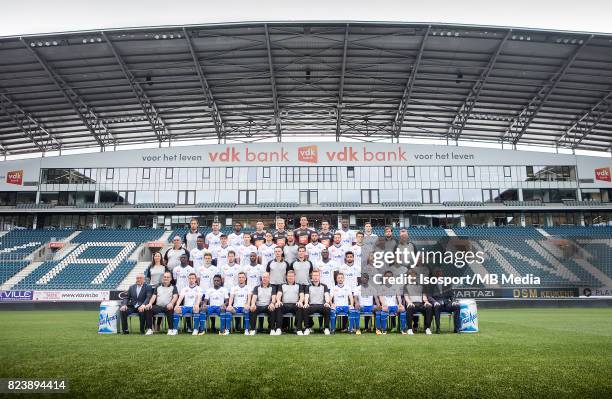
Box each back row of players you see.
[144,217,459,335]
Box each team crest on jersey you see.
[298,145,318,163]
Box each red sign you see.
[298,145,318,163]
[6,170,23,185]
[595,167,611,182]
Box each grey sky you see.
[2,0,612,37]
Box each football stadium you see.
[0,6,611,398]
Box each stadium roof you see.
[0,21,611,156]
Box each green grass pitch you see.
[0,308,611,398]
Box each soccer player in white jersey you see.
[214,235,236,267]
[336,218,356,247]
[221,251,240,290]
[172,253,195,293]
[242,252,263,289]
[171,273,201,336]
[351,231,365,272]
[328,232,349,265]
[257,232,277,266]
[376,270,407,335]
[198,275,229,335]
[227,222,244,248]
[305,232,325,264]
[315,248,338,291]
[196,253,218,291]
[205,221,222,254]
[226,272,251,335]
[189,236,208,270]
[237,233,257,266]
[364,222,377,238]
[329,272,355,333]
[339,251,359,290]
[350,273,378,335]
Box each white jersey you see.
[353,285,373,307]
[205,232,222,254]
[337,229,356,246]
[228,232,244,248]
[221,263,241,289]
[180,284,202,307]
[339,263,359,289]
[213,245,236,268]
[237,244,258,266]
[383,295,398,307]
[230,284,250,308]
[331,284,352,307]
[172,265,195,292]
[257,243,277,266]
[189,247,209,269]
[351,244,364,270]
[206,286,229,307]
[315,260,339,289]
[197,264,219,291]
[242,264,264,289]
[328,244,349,265]
[305,242,325,263]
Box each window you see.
[422,189,440,204]
[361,189,379,204]
[384,166,392,178]
[142,168,150,180]
[504,166,512,178]
[482,189,501,203]
[178,190,196,205]
[106,168,114,180]
[444,166,453,178]
[299,190,318,205]
[407,166,415,178]
[226,167,233,178]
[118,190,135,204]
[238,190,256,205]
[263,167,270,179]
[467,166,475,178]
[526,166,534,178]
[347,166,355,179]
[165,168,173,179]
[202,167,210,179]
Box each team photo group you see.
[119,217,461,336]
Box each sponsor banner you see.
[581,287,612,298]
[33,290,110,302]
[146,241,167,248]
[453,287,580,299]
[595,167,611,182]
[6,170,23,185]
[0,290,33,302]
[109,290,128,301]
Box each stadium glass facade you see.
[0,142,610,230]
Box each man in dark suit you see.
[120,273,153,334]
[428,268,460,333]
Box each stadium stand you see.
[12,229,164,290]
[381,201,423,208]
[259,202,299,208]
[195,202,236,208]
[134,203,176,208]
[0,229,74,260]
[443,201,484,207]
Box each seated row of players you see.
[131,247,460,335]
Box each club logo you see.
[595,167,611,182]
[298,145,318,163]
[6,170,23,185]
